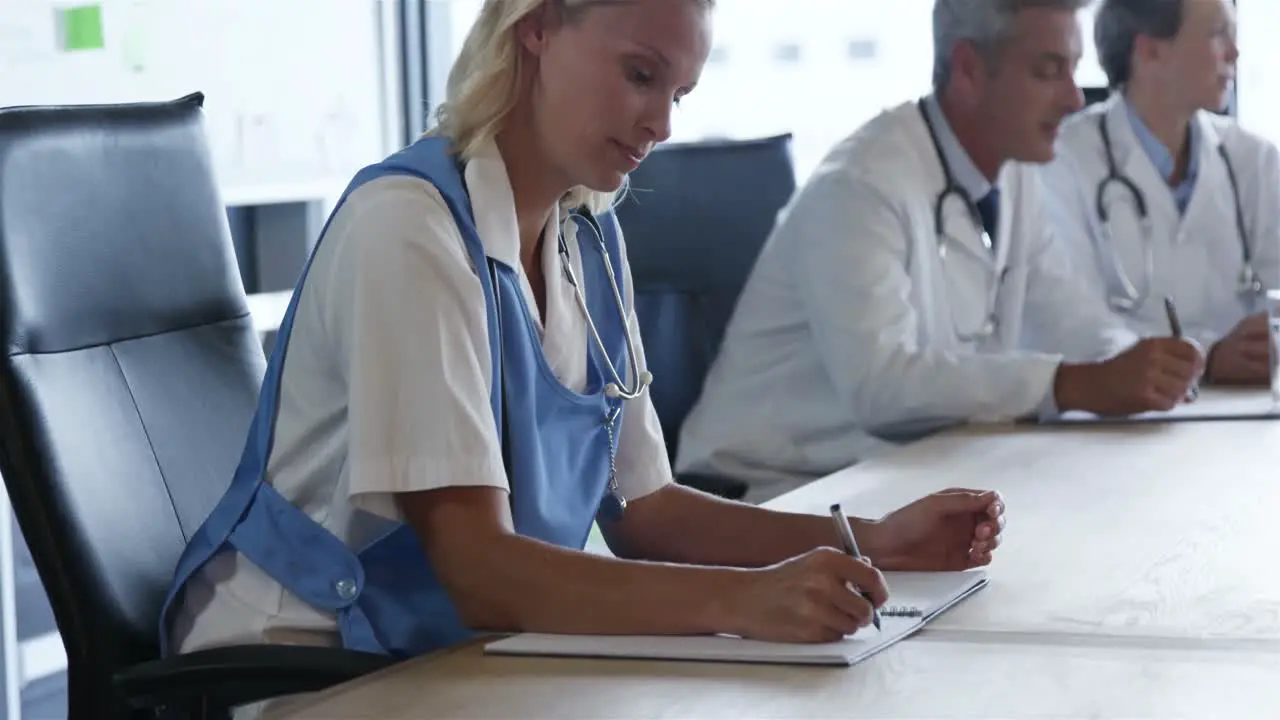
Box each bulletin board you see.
[0,0,392,205]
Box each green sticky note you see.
[58,5,105,52]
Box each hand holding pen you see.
[716,524,888,643]
[1056,300,1204,416]
[1164,296,1201,402]
[829,503,883,631]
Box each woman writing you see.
[161,2,1005,715]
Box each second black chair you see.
[615,133,797,501]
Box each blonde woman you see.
[160,0,1005,703]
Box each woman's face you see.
[520,0,712,193]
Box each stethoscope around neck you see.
[1094,111,1261,314]
[917,101,1005,343]
[554,209,652,521]
[556,210,653,400]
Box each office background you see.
[0,0,1252,717]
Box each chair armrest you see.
[114,644,398,711]
[676,472,749,501]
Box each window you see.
[847,38,878,61]
[1234,1,1273,144]
[772,42,803,63]
[1074,4,1110,91]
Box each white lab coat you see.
[1041,94,1280,351]
[676,100,1137,503]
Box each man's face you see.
[976,7,1085,163]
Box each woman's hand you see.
[858,489,1005,571]
[716,547,888,643]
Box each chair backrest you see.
[0,93,265,713]
[615,134,796,460]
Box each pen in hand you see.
[828,503,882,631]
[1164,296,1199,401]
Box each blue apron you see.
[158,136,630,658]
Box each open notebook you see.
[483,570,987,667]
[1040,387,1280,425]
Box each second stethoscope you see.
[1095,112,1260,313]
[918,102,1004,343]
[556,210,653,520]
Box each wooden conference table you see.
[278,390,1280,718]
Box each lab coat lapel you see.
[1097,98,1175,293]
[992,165,1012,275]
[1180,112,1225,227]
[908,97,1001,267]
[903,104,1005,346]
[1109,98,1180,229]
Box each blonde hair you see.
[432,0,712,215]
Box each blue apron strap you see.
[157,141,508,657]
[157,175,351,654]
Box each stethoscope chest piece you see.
[1108,294,1139,314]
[598,492,626,523]
[1239,265,1263,295]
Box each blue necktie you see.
[976,189,1000,242]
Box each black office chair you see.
[0,93,394,719]
[616,134,797,501]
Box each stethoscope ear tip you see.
[605,372,654,399]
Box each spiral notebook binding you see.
[880,605,925,618]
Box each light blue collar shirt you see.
[1124,96,1200,213]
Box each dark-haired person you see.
[676,0,1202,505]
[1042,0,1279,386]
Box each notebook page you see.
[484,570,988,666]
[881,570,989,618]
[1047,388,1279,424]
[485,614,922,666]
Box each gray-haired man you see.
[676,0,1202,503]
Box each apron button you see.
[335,578,358,600]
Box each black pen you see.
[828,503,882,631]
[1164,296,1200,401]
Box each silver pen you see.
[1164,296,1200,401]
[828,503,881,631]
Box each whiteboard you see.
[0,0,392,205]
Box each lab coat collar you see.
[919,94,995,203]
[1121,95,1201,206]
[916,95,1008,272]
[463,137,561,270]
[1103,94,1224,215]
